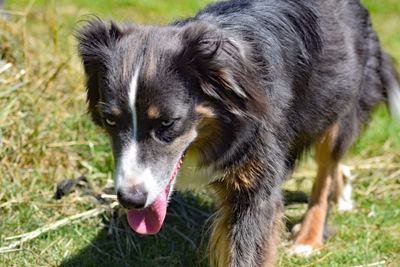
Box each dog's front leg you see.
[209,161,283,267]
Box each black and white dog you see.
[77,0,400,265]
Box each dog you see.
[76,0,400,265]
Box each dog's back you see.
[177,0,395,159]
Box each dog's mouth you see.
[126,155,184,235]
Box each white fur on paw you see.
[291,224,301,236]
[341,165,355,180]
[289,245,318,257]
[337,164,354,212]
[337,196,353,212]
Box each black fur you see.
[77,0,399,266]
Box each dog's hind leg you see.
[290,123,351,256]
[331,164,355,212]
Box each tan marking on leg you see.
[208,199,232,267]
[222,159,263,191]
[261,211,282,267]
[147,105,159,119]
[291,123,340,256]
[209,159,277,267]
[331,164,345,203]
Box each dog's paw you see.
[341,165,355,181]
[337,165,355,212]
[288,244,320,257]
[291,223,301,237]
[337,195,353,212]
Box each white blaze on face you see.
[113,65,162,206]
[129,66,140,141]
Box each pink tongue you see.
[126,156,183,235]
[127,185,169,235]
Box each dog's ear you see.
[76,19,123,125]
[177,22,266,119]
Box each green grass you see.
[0,0,399,266]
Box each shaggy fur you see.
[77,0,400,266]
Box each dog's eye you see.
[161,120,174,127]
[105,118,116,126]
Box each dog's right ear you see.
[176,22,267,120]
[76,19,123,125]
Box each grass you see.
[0,0,399,266]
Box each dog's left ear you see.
[176,22,267,119]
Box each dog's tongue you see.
[126,156,183,235]
[127,185,169,235]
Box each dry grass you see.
[0,0,399,266]
[0,3,114,265]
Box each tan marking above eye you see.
[195,104,215,117]
[111,107,122,116]
[147,105,160,119]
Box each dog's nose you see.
[117,189,148,210]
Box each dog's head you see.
[77,19,266,234]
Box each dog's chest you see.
[174,153,222,190]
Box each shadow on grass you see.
[61,191,213,267]
[283,189,308,232]
[60,190,308,267]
